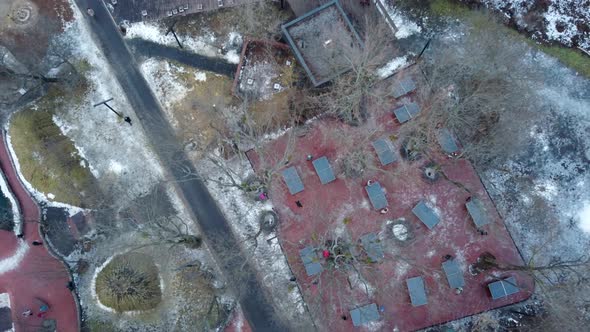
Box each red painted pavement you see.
[248,71,533,331]
[0,132,79,332]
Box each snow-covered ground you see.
[376,0,422,39]
[480,0,590,52]
[126,21,242,64]
[0,240,28,275]
[480,49,590,263]
[40,4,165,211]
[196,153,313,329]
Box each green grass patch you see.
[533,44,590,77]
[429,0,470,18]
[428,0,590,77]
[95,252,162,313]
[9,108,100,207]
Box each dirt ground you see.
[0,0,73,67]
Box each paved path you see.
[0,132,78,332]
[74,1,284,330]
[127,38,237,77]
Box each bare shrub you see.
[95,252,161,312]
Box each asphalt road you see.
[73,1,284,330]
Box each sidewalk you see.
[0,131,79,332]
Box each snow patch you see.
[376,0,422,39]
[377,56,408,78]
[392,224,408,241]
[577,202,590,233]
[0,240,29,275]
[194,71,207,82]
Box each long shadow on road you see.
[127,38,237,77]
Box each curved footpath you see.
[0,131,79,332]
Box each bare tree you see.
[401,15,541,169]
[304,16,395,125]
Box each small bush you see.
[95,252,162,312]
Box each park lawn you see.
[9,93,100,208]
[429,0,590,77]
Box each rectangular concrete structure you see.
[442,260,465,289]
[438,128,460,154]
[488,277,519,300]
[350,303,380,327]
[365,182,387,210]
[312,156,336,184]
[412,201,440,230]
[360,233,384,262]
[466,198,490,228]
[407,276,428,307]
[392,77,416,98]
[282,167,304,195]
[393,102,421,123]
[281,0,363,86]
[299,246,322,276]
[372,138,397,165]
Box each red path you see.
[248,73,533,331]
[0,132,79,332]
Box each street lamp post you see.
[93,98,132,125]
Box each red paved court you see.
[0,132,78,332]
[248,73,533,331]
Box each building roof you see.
[488,277,519,300]
[282,167,304,195]
[466,198,490,228]
[299,246,323,276]
[407,276,428,307]
[281,0,363,86]
[392,77,417,98]
[365,182,387,210]
[393,102,421,123]
[412,201,440,230]
[442,259,465,289]
[438,128,460,154]
[312,156,336,184]
[372,138,397,166]
[360,233,384,262]
[350,303,380,327]
[110,0,257,23]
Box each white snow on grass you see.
[126,21,242,64]
[577,202,590,233]
[0,170,22,235]
[376,0,422,39]
[377,56,408,78]
[194,71,207,82]
[0,293,10,307]
[480,0,590,52]
[90,255,116,313]
[140,58,188,128]
[44,4,164,210]
[196,154,312,326]
[0,240,29,275]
